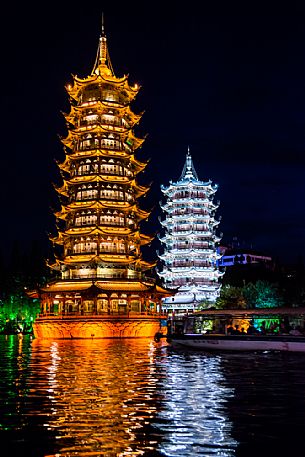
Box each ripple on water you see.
[1,337,305,456]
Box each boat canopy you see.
[185,307,305,319]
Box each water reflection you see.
[30,338,165,456]
[155,352,237,456]
[0,336,237,456]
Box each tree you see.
[253,280,283,308]
[216,285,246,309]
[215,281,284,310]
[0,291,40,334]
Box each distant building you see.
[157,148,224,313]
[218,244,275,286]
[218,250,273,267]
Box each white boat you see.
[165,307,305,352]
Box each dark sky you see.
[1,2,305,265]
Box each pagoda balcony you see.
[79,118,126,129]
[173,226,213,232]
[77,143,123,152]
[64,272,155,281]
[169,268,215,273]
[171,247,209,252]
[169,198,210,205]
[169,250,215,256]
[171,218,210,225]
[165,280,218,287]
[76,123,128,135]
[171,229,213,236]
[171,217,213,223]
[171,212,209,218]
[170,262,213,268]
[71,170,132,178]
[163,222,204,229]
[79,99,124,109]
[73,221,134,229]
[172,244,212,249]
[66,249,131,256]
[74,195,133,203]
[167,192,208,199]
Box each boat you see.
[164,307,305,352]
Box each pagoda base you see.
[33,315,167,339]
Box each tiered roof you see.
[49,23,155,276]
[158,148,223,304]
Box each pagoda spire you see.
[179,146,199,181]
[92,14,114,76]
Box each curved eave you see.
[65,104,143,125]
[62,149,131,161]
[68,72,127,92]
[58,201,149,217]
[161,180,216,194]
[61,128,145,148]
[140,233,154,246]
[54,206,68,220]
[62,128,145,148]
[57,159,71,173]
[41,280,94,293]
[50,234,63,245]
[63,254,137,264]
[126,132,145,149]
[76,123,129,135]
[136,259,156,270]
[155,285,174,296]
[134,206,151,221]
[64,226,135,236]
[54,183,69,197]
[96,281,152,292]
[46,259,61,270]
[131,179,150,195]
[67,74,139,102]
[130,154,148,172]
[66,174,132,185]
[63,200,133,212]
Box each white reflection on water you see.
[155,353,238,456]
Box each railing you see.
[173,244,211,249]
[67,250,129,256]
[73,221,127,228]
[46,275,156,283]
[72,170,131,178]
[171,263,212,268]
[37,312,167,319]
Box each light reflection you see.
[30,338,164,456]
[0,337,238,456]
[156,354,238,456]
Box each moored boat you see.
[165,307,305,352]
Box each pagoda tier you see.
[30,23,172,335]
[157,148,224,312]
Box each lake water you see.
[1,335,305,456]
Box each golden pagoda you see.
[32,22,171,339]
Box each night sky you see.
[1,2,305,266]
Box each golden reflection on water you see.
[30,338,163,456]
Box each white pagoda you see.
[157,148,224,313]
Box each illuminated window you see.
[103,90,118,102]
